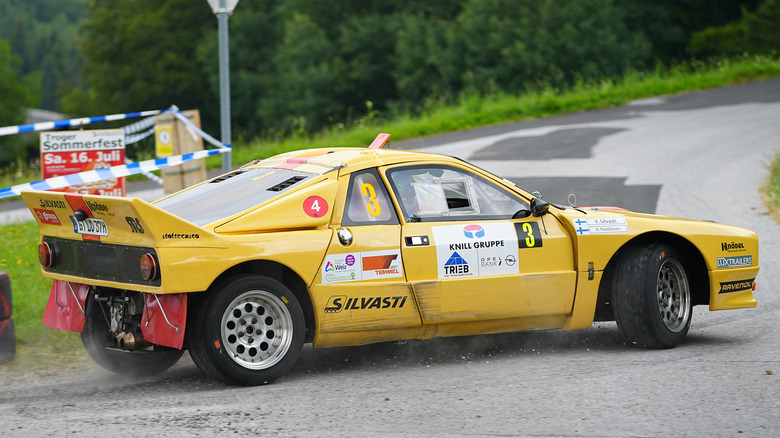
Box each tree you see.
[0,39,41,164]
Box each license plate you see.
[71,217,109,236]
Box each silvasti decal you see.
[718,278,755,294]
[324,295,408,313]
[573,217,628,235]
[38,198,67,209]
[716,255,752,268]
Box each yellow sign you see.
[155,125,173,157]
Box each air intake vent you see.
[209,170,246,183]
[268,176,306,192]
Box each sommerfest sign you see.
[40,129,126,196]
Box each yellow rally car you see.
[22,134,758,385]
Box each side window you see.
[342,169,398,226]
[387,165,528,222]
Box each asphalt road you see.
[1,78,780,437]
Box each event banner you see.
[40,129,126,196]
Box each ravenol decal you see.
[463,224,485,239]
[718,278,755,294]
[717,256,752,269]
[324,295,408,313]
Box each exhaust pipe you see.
[116,332,150,351]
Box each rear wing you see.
[21,190,227,248]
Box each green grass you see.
[2,53,780,376]
[207,54,780,167]
[0,222,87,378]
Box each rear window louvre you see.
[209,170,247,183]
[268,176,306,192]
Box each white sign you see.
[432,223,519,279]
[322,250,403,284]
[573,217,628,235]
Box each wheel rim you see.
[656,258,691,333]
[220,290,294,370]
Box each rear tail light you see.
[140,253,158,281]
[38,242,56,268]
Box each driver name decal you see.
[432,223,519,279]
[574,217,628,235]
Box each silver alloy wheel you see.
[220,290,294,370]
[656,258,691,333]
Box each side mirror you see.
[530,198,550,217]
[512,209,531,219]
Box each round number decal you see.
[303,196,329,218]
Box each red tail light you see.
[38,242,55,268]
[140,253,158,281]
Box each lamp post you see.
[206,0,239,174]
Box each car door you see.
[309,168,421,335]
[385,164,577,325]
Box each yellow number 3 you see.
[361,183,382,216]
[522,222,535,247]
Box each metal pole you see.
[218,0,232,173]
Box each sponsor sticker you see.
[34,208,61,225]
[721,241,746,252]
[432,222,519,279]
[70,216,108,237]
[717,255,752,269]
[718,278,755,294]
[321,250,403,284]
[574,217,628,235]
[324,295,408,313]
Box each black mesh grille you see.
[268,176,306,192]
[44,237,161,287]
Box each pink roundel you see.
[463,224,485,238]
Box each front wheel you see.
[186,275,305,385]
[611,243,692,348]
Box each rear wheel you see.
[81,315,184,376]
[612,243,692,348]
[187,275,305,385]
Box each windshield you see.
[154,168,315,226]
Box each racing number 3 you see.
[360,183,382,216]
[515,221,543,249]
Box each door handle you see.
[405,236,429,246]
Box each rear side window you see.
[155,168,314,226]
[342,169,398,226]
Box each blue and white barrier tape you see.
[125,127,155,145]
[0,148,227,199]
[0,109,168,137]
[123,115,157,135]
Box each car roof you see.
[244,147,454,175]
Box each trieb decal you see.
[324,295,408,313]
[432,223,519,279]
[718,278,755,294]
[321,250,403,284]
[574,217,628,235]
[717,255,752,269]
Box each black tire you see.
[186,275,305,385]
[612,243,692,349]
[81,315,184,376]
[0,318,16,364]
[0,271,12,320]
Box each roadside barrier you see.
[0,106,230,199]
[0,272,14,364]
